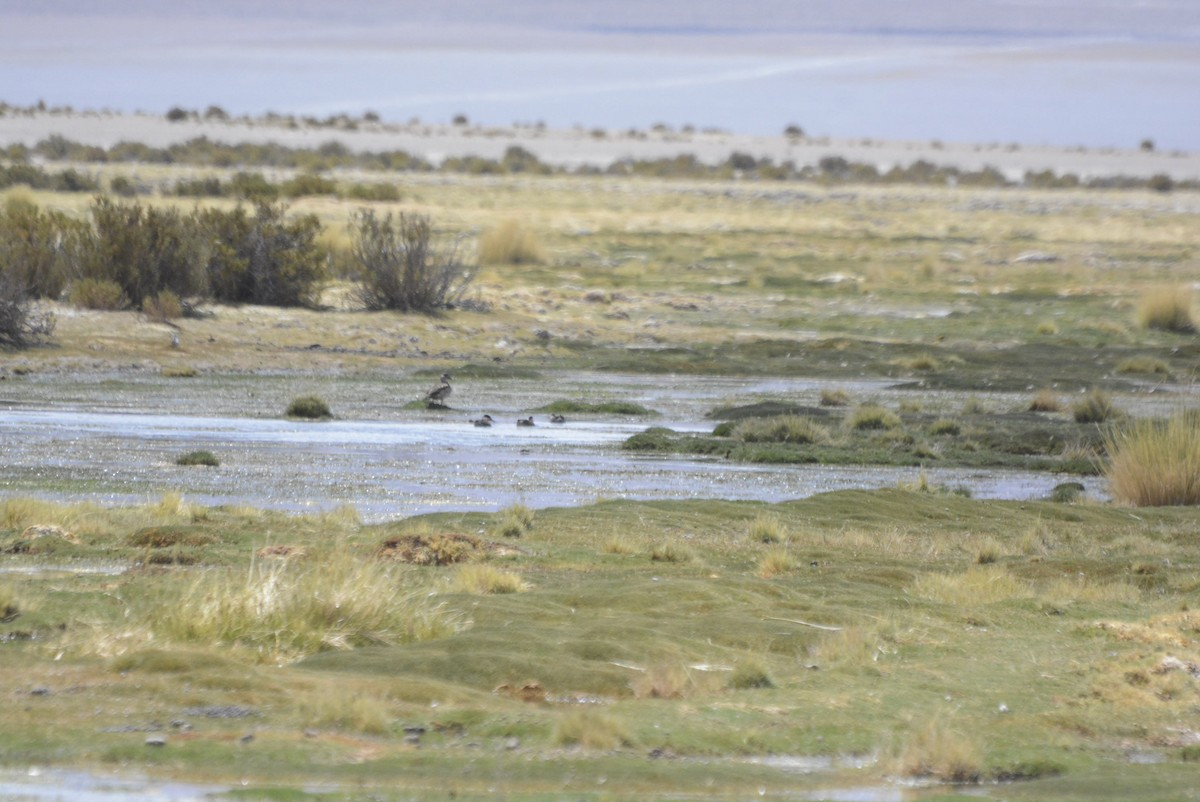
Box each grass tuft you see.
[1105,409,1200,506]
[735,415,829,444]
[478,220,545,265]
[1028,388,1062,412]
[450,564,526,594]
[820,388,851,407]
[896,713,983,783]
[728,658,774,689]
[1137,285,1194,332]
[1072,389,1117,424]
[286,395,332,419]
[494,503,535,538]
[846,404,901,431]
[757,547,796,578]
[175,450,219,467]
[140,549,456,663]
[748,513,787,544]
[554,709,631,750]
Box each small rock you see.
[240,733,255,744]
[1012,250,1059,264]
[505,737,520,750]
[145,736,167,748]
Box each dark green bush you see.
[280,173,336,198]
[83,197,203,307]
[0,203,89,299]
[197,202,327,306]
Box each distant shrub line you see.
[3,136,1193,193]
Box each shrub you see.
[82,197,204,307]
[281,172,337,198]
[1137,285,1194,333]
[649,542,693,563]
[478,220,545,265]
[1105,410,1200,506]
[67,278,127,310]
[554,710,631,750]
[286,395,332,419]
[1073,389,1116,424]
[175,450,219,467]
[847,404,901,430]
[197,202,327,306]
[350,210,476,312]
[342,182,402,202]
[0,270,55,348]
[228,171,279,200]
[0,202,88,299]
[896,713,983,783]
[142,290,182,321]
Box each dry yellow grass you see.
[1137,285,1195,332]
[1105,409,1200,506]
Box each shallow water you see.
[0,372,1107,520]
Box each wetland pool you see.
[0,370,1108,519]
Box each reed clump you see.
[478,220,545,265]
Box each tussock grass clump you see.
[846,404,901,431]
[757,547,796,578]
[539,399,656,416]
[728,658,774,689]
[478,220,545,265]
[927,418,960,436]
[175,450,219,467]
[602,534,638,555]
[450,564,526,594]
[1105,410,1200,506]
[912,565,1030,606]
[1137,285,1194,333]
[67,278,128,310]
[162,365,197,378]
[286,395,332,419]
[820,388,851,407]
[973,537,1004,564]
[735,415,829,444]
[1115,356,1171,376]
[649,542,693,563]
[748,512,787,544]
[1,581,23,623]
[896,354,941,372]
[300,689,392,735]
[1035,320,1058,335]
[896,713,983,783]
[1072,389,1116,424]
[631,662,706,699]
[554,709,631,750]
[143,550,455,662]
[494,503,535,538]
[961,397,988,414]
[1028,388,1062,412]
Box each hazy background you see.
[2,0,1198,149]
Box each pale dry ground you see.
[2,110,1198,181]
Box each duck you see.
[424,373,453,406]
[516,416,536,427]
[549,414,566,424]
[471,414,494,427]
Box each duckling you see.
[424,373,453,406]
[516,416,535,427]
[550,414,566,424]
[471,414,494,427]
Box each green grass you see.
[536,399,658,416]
[2,491,1200,798]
